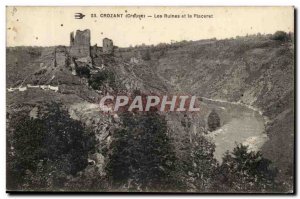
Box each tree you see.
[7,103,95,191]
[76,66,91,78]
[271,31,289,41]
[207,109,220,131]
[190,133,218,191]
[106,112,182,192]
[212,144,278,193]
[88,69,116,90]
[141,49,151,61]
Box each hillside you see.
[115,35,294,184]
[6,32,294,192]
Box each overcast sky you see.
[7,6,294,47]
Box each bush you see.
[88,70,115,90]
[141,49,151,61]
[180,133,218,192]
[106,112,182,191]
[7,103,95,191]
[271,31,289,41]
[207,109,221,131]
[76,67,90,78]
[212,144,279,192]
[191,134,218,191]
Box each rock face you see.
[103,38,114,54]
[70,29,91,58]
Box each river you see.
[202,97,268,162]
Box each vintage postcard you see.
[6,6,294,193]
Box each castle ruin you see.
[55,46,67,68]
[70,29,91,58]
[69,29,114,59]
[103,38,114,54]
[54,29,115,74]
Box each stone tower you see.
[103,38,114,54]
[70,29,91,58]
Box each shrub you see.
[141,49,151,61]
[271,31,289,41]
[207,109,221,131]
[76,67,90,78]
[88,70,115,90]
[106,112,182,191]
[7,103,95,191]
[212,144,279,192]
[190,134,218,191]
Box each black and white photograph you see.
[5,6,295,194]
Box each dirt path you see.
[7,84,59,92]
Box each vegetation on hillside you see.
[76,67,91,78]
[106,112,183,192]
[88,69,116,90]
[270,31,291,41]
[212,145,279,193]
[6,102,282,192]
[208,109,221,131]
[7,103,95,191]
[104,111,280,192]
[6,31,293,192]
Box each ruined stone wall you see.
[70,29,91,58]
[103,38,114,54]
[70,32,75,46]
[55,46,67,68]
[91,45,102,58]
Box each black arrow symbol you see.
[74,13,85,19]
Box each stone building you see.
[103,38,114,54]
[70,29,91,58]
